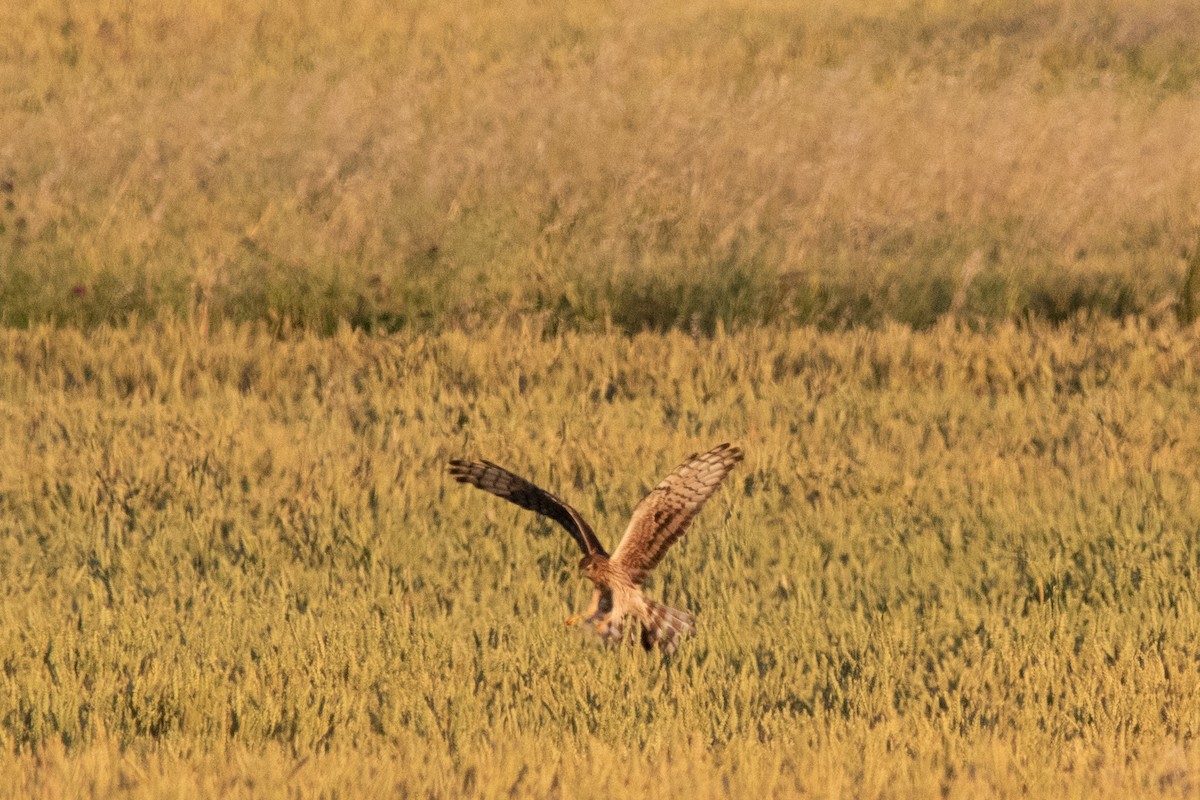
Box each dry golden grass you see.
[2,0,1200,330]
[1,318,1198,797]
[3,1,1200,795]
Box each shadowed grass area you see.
[2,0,1200,333]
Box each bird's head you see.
[577,553,603,579]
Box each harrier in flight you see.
[447,443,743,653]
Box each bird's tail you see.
[640,601,695,654]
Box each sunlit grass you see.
[3,0,1200,794]
[0,318,1198,797]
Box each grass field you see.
[2,0,1200,331]
[4,0,1200,796]
[1,319,1198,797]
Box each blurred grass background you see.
[2,0,1200,333]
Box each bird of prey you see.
[447,443,743,653]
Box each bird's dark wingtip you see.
[713,442,744,461]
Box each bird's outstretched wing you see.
[609,443,743,585]
[447,459,608,557]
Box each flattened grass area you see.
[2,0,1200,332]
[0,319,1198,797]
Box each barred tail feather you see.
[640,601,695,654]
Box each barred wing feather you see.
[447,459,607,557]
[609,443,743,585]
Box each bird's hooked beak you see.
[564,613,584,627]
